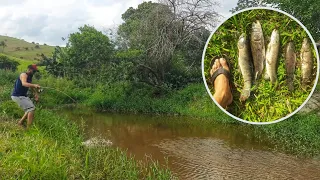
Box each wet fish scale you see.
[265,29,280,83]
[285,42,296,91]
[301,38,313,87]
[250,20,266,81]
[238,33,252,102]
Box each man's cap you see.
[28,64,39,72]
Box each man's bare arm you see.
[20,73,40,88]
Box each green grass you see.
[257,111,320,157]
[0,35,55,61]
[204,9,318,122]
[2,68,320,159]
[0,109,174,179]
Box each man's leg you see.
[18,112,28,126]
[20,97,36,129]
[26,111,34,129]
[11,96,35,129]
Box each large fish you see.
[285,42,296,91]
[251,20,265,81]
[238,33,252,102]
[301,38,313,87]
[264,29,280,83]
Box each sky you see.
[0,0,237,46]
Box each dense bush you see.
[0,54,20,71]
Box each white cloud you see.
[0,0,237,46]
[216,0,237,21]
[0,0,146,46]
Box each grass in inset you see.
[204,9,318,122]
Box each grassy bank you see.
[36,75,234,124]
[1,69,320,159]
[33,71,320,157]
[0,109,174,179]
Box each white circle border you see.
[201,6,320,125]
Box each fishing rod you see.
[39,86,77,103]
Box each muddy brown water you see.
[61,108,320,180]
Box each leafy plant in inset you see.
[268,0,320,41]
[204,9,317,122]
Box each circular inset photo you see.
[202,7,319,124]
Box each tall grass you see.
[0,69,174,179]
[0,109,175,179]
[2,68,320,158]
[204,9,318,122]
[258,111,320,157]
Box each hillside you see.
[0,35,55,61]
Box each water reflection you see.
[62,109,320,179]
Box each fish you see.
[250,20,266,81]
[264,29,280,83]
[238,33,253,102]
[285,42,296,91]
[301,38,313,87]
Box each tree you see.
[231,0,320,41]
[54,25,115,83]
[267,0,320,41]
[118,1,217,89]
[38,47,66,77]
[230,0,267,13]
[0,41,7,52]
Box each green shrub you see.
[0,54,20,71]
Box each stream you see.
[61,108,320,180]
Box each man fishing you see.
[11,64,41,129]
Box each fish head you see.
[302,38,310,51]
[287,41,295,52]
[251,21,262,41]
[270,29,279,44]
[238,33,247,48]
[252,20,262,31]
